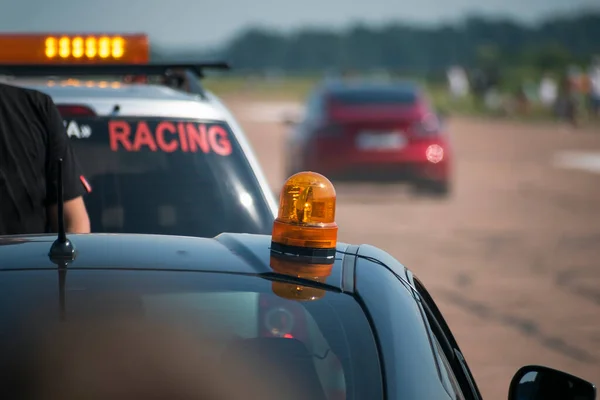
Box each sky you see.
[0,0,598,49]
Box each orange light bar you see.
[0,34,149,64]
[272,171,338,251]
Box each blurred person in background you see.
[514,83,531,116]
[539,72,558,109]
[447,66,469,99]
[1,318,316,400]
[555,72,579,128]
[469,68,487,103]
[568,65,587,116]
[587,56,600,118]
[470,66,501,112]
[567,65,582,91]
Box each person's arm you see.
[44,94,92,233]
[46,197,91,234]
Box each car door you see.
[413,277,483,400]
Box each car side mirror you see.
[508,365,596,400]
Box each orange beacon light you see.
[270,171,338,301]
[271,171,338,259]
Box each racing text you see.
[108,120,232,156]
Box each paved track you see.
[226,95,600,399]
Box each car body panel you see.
[0,232,453,398]
[0,233,382,400]
[355,255,451,399]
[354,244,450,398]
[0,233,349,291]
[0,231,592,399]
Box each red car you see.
[284,81,452,196]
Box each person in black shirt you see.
[0,82,91,235]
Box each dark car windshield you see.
[64,117,273,237]
[0,270,383,399]
[329,86,418,105]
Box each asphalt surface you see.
[224,95,600,400]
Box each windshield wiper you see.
[258,272,342,294]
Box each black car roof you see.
[0,233,350,290]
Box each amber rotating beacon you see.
[270,171,338,301]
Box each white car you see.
[0,36,277,238]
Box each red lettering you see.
[186,123,209,153]
[177,122,189,152]
[156,121,178,152]
[132,121,157,152]
[108,120,132,151]
[208,125,232,156]
[109,120,233,155]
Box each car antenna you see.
[48,158,76,321]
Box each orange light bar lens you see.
[0,34,149,64]
[98,36,111,58]
[86,37,97,58]
[112,37,125,58]
[272,171,338,249]
[45,37,57,58]
[71,37,84,58]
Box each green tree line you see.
[214,12,600,76]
